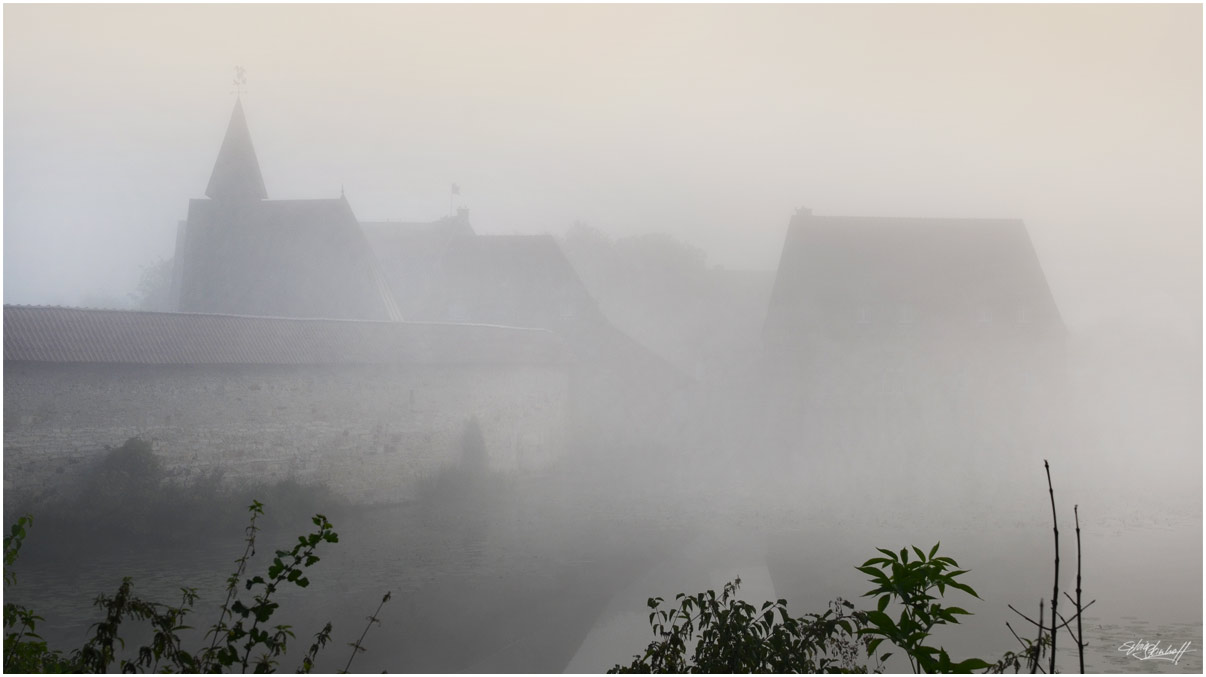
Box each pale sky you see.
[3,3,1201,334]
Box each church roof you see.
[176,197,402,322]
[764,210,1066,345]
[205,97,268,203]
[4,305,566,366]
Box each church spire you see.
[205,97,268,203]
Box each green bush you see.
[3,504,387,674]
[611,544,1048,674]
[609,582,874,673]
[24,437,344,546]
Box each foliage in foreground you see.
[610,543,1049,674]
[3,503,388,674]
[609,579,875,674]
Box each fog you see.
[6,5,1199,311]
[3,4,1201,674]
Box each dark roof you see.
[180,99,399,322]
[361,214,475,320]
[432,234,605,331]
[4,306,567,366]
[205,98,268,204]
[176,197,402,322]
[764,209,1065,345]
[365,224,606,330]
[366,227,688,383]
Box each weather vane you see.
[233,66,248,97]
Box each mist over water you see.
[4,4,1201,674]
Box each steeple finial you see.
[205,95,268,203]
[232,66,247,97]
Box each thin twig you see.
[1011,601,1095,633]
[1008,604,1042,628]
[341,591,392,674]
[204,503,261,667]
[1044,459,1059,676]
[1031,599,1045,674]
[1053,610,1081,649]
[1007,621,1028,649]
[1075,504,1085,674]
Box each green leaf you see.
[865,610,896,633]
[953,657,993,671]
[947,581,981,599]
[929,542,940,559]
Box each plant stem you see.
[1031,599,1044,674]
[1075,504,1084,673]
[1044,459,1058,676]
[205,506,260,667]
[342,591,392,673]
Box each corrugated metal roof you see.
[4,306,568,366]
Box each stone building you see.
[764,208,1065,348]
[5,98,690,509]
[363,215,691,450]
[752,208,1067,489]
[4,305,570,508]
[171,98,401,321]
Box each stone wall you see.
[4,360,569,507]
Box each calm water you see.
[8,469,1201,674]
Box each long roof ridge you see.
[2,304,556,333]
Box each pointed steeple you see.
[205,97,268,203]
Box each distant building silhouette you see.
[755,208,1068,492]
[363,214,606,336]
[171,98,401,321]
[764,208,1065,348]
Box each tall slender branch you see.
[342,591,392,673]
[1044,460,1059,676]
[1074,504,1085,673]
[1031,599,1045,674]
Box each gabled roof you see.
[4,306,566,366]
[362,214,475,319]
[365,226,688,383]
[433,234,604,330]
[176,197,402,322]
[205,98,268,203]
[764,209,1066,346]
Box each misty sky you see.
[4,4,1201,336]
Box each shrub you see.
[611,544,1049,674]
[24,437,344,546]
[609,581,875,673]
[3,503,387,674]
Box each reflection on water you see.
[1085,619,1202,674]
[7,475,1201,674]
